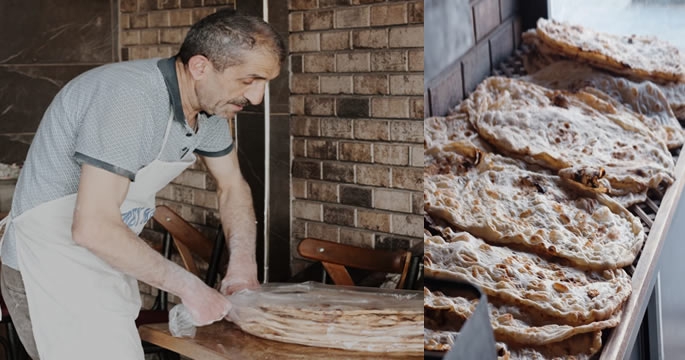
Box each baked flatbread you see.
[424,114,492,176]
[462,76,674,196]
[424,287,620,346]
[424,328,602,360]
[535,18,685,83]
[523,61,684,149]
[424,148,645,270]
[424,231,631,326]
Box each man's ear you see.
[187,55,213,80]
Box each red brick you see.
[292,138,306,157]
[412,192,423,215]
[303,53,335,73]
[193,189,219,209]
[371,51,407,71]
[139,29,159,45]
[180,0,202,7]
[339,142,372,162]
[289,13,304,32]
[375,234,412,251]
[335,7,370,28]
[149,46,174,58]
[121,30,140,46]
[389,26,423,48]
[321,31,351,50]
[339,228,374,248]
[291,116,320,136]
[392,214,422,237]
[323,162,355,183]
[304,10,334,30]
[321,118,353,138]
[321,0,352,7]
[129,47,150,60]
[121,14,131,29]
[191,8,215,23]
[293,200,322,221]
[336,98,369,118]
[306,139,338,160]
[391,167,422,191]
[323,205,355,226]
[410,145,423,167]
[341,184,372,207]
[390,120,422,143]
[374,144,409,166]
[356,164,390,187]
[170,10,193,27]
[353,119,389,141]
[293,160,322,180]
[292,219,306,240]
[160,28,184,44]
[352,29,387,49]
[291,55,303,73]
[371,97,409,118]
[131,14,148,29]
[292,179,306,199]
[289,0,318,10]
[290,33,320,52]
[149,11,171,27]
[291,74,319,94]
[304,96,335,116]
[335,52,370,72]
[121,0,137,12]
[172,169,205,188]
[389,74,423,96]
[138,0,156,11]
[370,3,406,26]
[290,95,305,115]
[357,210,390,232]
[408,49,423,71]
[408,1,423,24]
[320,76,353,94]
[374,189,411,212]
[204,0,230,5]
[160,0,180,9]
[308,181,339,202]
[353,75,388,95]
[410,97,423,119]
[307,222,339,242]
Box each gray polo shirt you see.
[1,57,233,270]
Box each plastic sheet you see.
[168,304,197,338]
[225,282,423,354]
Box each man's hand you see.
[181,278,233,326]
[220,260,259,295]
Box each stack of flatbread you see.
[227,282,423,354]
[424,18,683,359]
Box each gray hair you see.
[177,9,286,71]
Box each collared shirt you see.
[2,57,233,270]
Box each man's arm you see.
[71,164,231,325]
[201,150,259,295]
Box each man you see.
[0,9,285,359]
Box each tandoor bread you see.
[424,287,620,347]
[424,150,645,270]
[535,18,685,83]
[522,61,684,149]
[423,231,631,326]
[461,76,674,196]
[424,114,492,176]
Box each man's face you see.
[195,49,281,119]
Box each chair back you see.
[152,205,227,287]
[297,238,412,289]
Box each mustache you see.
[228,98,250,107]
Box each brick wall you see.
[425,0,521,117]
[288,0,424,275]
[120,0,235,308]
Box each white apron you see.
[5,110,195,359]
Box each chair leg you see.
[160,350,180,360]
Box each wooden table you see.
[139,322,423,360]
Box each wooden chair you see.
[296,238,415,290]
[137,205,227,359]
